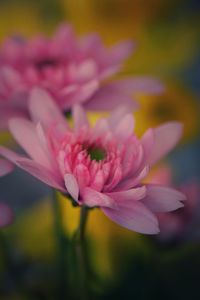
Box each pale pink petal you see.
[9,118,52,169]
[107,105,130,129]
[72,105,89,132]
[142,185,186,213]
[64,173,79,201]
[111,77,165,94]
[109,40,135,65]
[85,84,139,111]
[61,80,99,109]
[149,122,183,165]
[29,87,68,129]
[0,146,65,191]
[0,202,14,228]
[0,159,14,176]
[102,200,159,234]
[107,186,146,202]
[116,166,149,191]
[82,187,116,208]
[113,114,134,141]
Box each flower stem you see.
[73,206,90,300]
[52,190,69,300]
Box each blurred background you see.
[0,0,200,299]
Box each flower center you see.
[87,146,106,161]
[35,58,58,70]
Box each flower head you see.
[0,88,185,234]
[0,24,163,128]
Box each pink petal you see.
[61,80,99,109]
[72,105,89,132]
[64,173,79,201]
[9,118,52,169]
[107,186,146,202]
[107,105,130,129]
[29,87,68,129]
[82,187,116,208]
[142,184,186,213]
[0,202,14,228]
[109,40,135,65]
[102,200,159,234]
[149,122,183,165]
[112,77,165,94]
[0,146,65,191]
[0,159,14,176]
[85,84,139,111]
[113,114,134,141]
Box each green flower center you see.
[87,146,106,161]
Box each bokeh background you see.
[0,0,200,299]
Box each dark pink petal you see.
[102,200,159,234]
[142,185,186,213]
[82,188,116,208]
[0,159,14,176]
[29,87,68,129]
[72,105,89,132]
[64,173,79,201]
[0,146,65,191]
[0,202,14,228]
[149,122,183,165]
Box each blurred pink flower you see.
[151,166,200,241]
[0,24,163,129]
[0,202,14,228]
[0,88,185,234]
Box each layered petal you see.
[142,185,186,212]
[149,122,183,165]
[102,200,159,234]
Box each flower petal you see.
[149,122,183,165]
[9,118,52,169]
[142,184,186,213]
[82,187,116,208]
[102,200,159,234]
[29,87,68,129]
[72,105,89,132]
[0,146,64,191]
[64,173,79,201]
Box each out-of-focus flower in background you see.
[0,23,164,129]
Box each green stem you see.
[74,206,90,300]
[52,190,69,300]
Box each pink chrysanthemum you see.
[0,24,163,128]
[0,88,185,234]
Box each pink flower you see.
[0,24,163,129]
[0,88,185,234]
